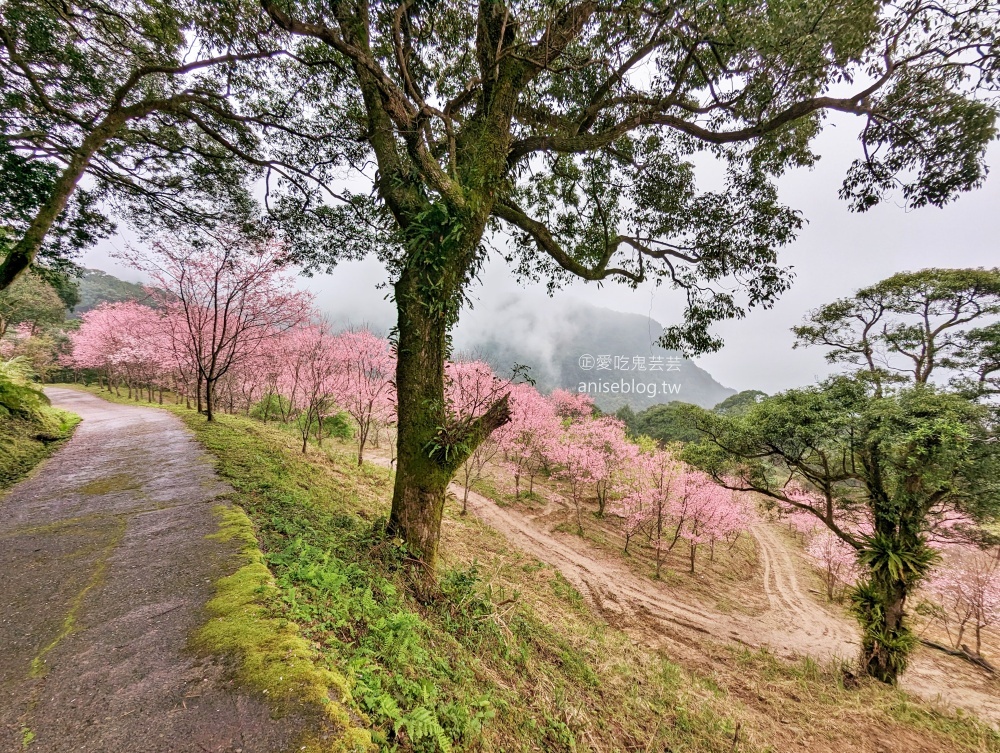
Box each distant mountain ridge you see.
[73,269,154,316]
[453,296,735,410]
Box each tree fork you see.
[387,256,510,576]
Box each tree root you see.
[920,639,997,675]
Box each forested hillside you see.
[72,268,153,315]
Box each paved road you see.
[0,389,300,753]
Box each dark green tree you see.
[0,0,298,290]
[947,322,1000,396]
[614,404,638,433]
[793,268,1000,389]
[0,139,113,296]
[255,0,999,572]
[0,272,66,338]
[630,402,701,444]
[685,379,1000,683]
[713,390,768,415]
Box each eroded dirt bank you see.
[0,389,302,753]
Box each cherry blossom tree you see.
[807,530,860,601]
[66,301,167,399]
[611,448,681,568]
[504,384,561,499]
[332,329,396,466]
[610,451,654,555]
[283,323,341,453]
[126,230,312,420]
[252,334,297,423]
[550,389,595,422]
[579,416,636,518]
[926,546,1000,657]
[446,360,513,513]
[670,470,749,574]
[547,422,603,535]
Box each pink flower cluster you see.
[925,546,1000,656]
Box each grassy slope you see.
[62,386,1000,752]
[0,405,79,492]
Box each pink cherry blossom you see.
[330,328,396,466]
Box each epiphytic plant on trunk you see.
[258,0,1000,576]
[686,379,1000,683]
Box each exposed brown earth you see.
[370,453,1000,728]
[0,388,305,753]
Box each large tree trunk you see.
[855,523,915,683]
[388,261,509,578]
[859,578,909,684]
[388,265,457,576]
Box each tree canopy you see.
[262,0,1000,352]
[685,377,1000,681]
[0,0,294,289]
[793,268,1000,391]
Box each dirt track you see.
[432,471,1000,726]
[0,389,302,753]
[456,478,858,662]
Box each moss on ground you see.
[195,505,373,753]
[0,407,79,493]
[58,386,1000,753]
[78,474,140,495]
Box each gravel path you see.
[0,388,303,753]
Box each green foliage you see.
[857,533,939,584]
[0,357,50,421]
[0,139,113,281]
[171,408,774,753]
[793,268,1000,390]
[625,401,701,445]
[712,390,768,416]
[250,394,292,422]
[0,0,275,290]
[270,1,998,357]
[296,410,355,441]
[685,377,1000,682]
[0,360,79,489]
[849,579,919,682]
[72,269,154,316]
[195,505,373,752]
[0,272,67,337]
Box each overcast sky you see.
[81,113,1000,395]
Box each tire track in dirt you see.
[753,522,858,650]
[447,478,858,663]
[372,456,1000,725]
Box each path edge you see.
[194,503,374,753]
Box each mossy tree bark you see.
[387,228,510,574]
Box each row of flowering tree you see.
[65,299,398,459]
[61,235,754,574]
[62,235,397,462]
[450,378,755,575]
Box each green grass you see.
[166,408,755,752]
[57,386,1000,753]
[0,406,79,492]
